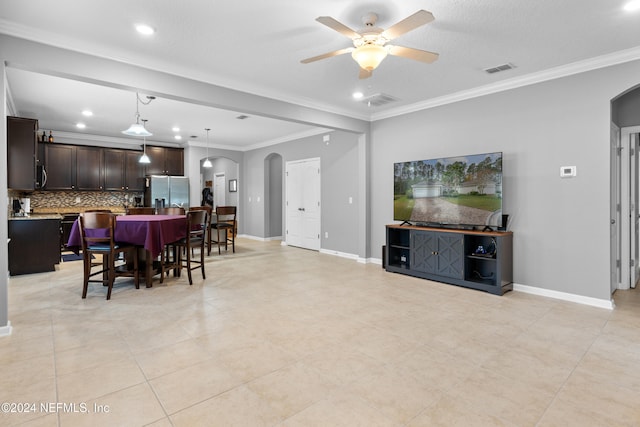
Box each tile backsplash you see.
[8,190,143,213]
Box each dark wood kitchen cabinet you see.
[103,148,126,190]
[9,217,61,275]
[44,143,76,190]
[76,146,103,190]
[145,146,184,175]
[124,150,146,191]
[103,149,145,191]
[7,116,39,191]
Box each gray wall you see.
[371,58,640,301]
[243,130,360,255]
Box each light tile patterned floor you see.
[1,239,640,426]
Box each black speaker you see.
[499,214,509,231]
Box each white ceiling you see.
[2,0,640,149]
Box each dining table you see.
[66,214,187,287]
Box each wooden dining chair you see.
[78,211,138,300]
[157,207,186,215]
[188,206,213,255]
[211,206,237,254]
[125,207,155,215]
[162,209,208,285]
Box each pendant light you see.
[122,92,153,136]
[202,128,212,168]
[139,119,151,164]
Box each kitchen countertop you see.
[33,206,127,215]
[9,213,63,220]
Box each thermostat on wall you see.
[560,166,577,178]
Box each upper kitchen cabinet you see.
[76,146,103,190]
[41,143,147,191]
[43,143,76,190]
[103,149,145,191]
[7,116,38,191]
[124,150,146,191]
[103,148,125,190]
[144,146,184,176]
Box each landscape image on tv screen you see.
[394,152,503,227]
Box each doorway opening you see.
[264,153,283,240]
[611,84,640,293]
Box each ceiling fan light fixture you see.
[351,44,388,71]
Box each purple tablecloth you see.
[67,215,187,258]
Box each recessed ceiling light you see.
[135,23,155,35]
[172,127,180,132]
[174,135,182,140]
[624,0,640,10]
[81,110,93,117]
[352,92,364,99]
[76,123,86,129]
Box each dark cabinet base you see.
[386,225,513,295]
[9,219,61,276]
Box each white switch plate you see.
[560,166,577,178]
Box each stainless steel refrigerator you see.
[144,175,190,208]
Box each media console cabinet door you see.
[411,230,464,279]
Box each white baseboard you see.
[319,248,359,261]
[0,321,12,337]
[237,234,281,242]
[513,283,614,310]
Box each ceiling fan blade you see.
[316,16,361,39]
[301,47,354,64]
[388,45,439,63]
[359,68,373,80]
[381,10,434,40]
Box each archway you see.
[611,84,640,292]
[264,153,283,240]
[200,156,239,209]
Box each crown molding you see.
[371,46,640,122]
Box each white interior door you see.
[611,123,621,294]
[214,173,225,208]
[618,126,640,291]
[286,158,320,250]
[631,133,640,288]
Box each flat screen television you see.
[394,152,503,228]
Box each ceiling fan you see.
[301,10,439,79]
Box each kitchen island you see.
[8,214,62,275]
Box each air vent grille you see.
[484,63,515,74]
[236,115,250,120]
[359,93,399,107]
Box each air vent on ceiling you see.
[236,115,250,120]
[484,63,515,74]
[359,93,399,107]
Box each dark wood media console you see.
[385,224,513,295]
